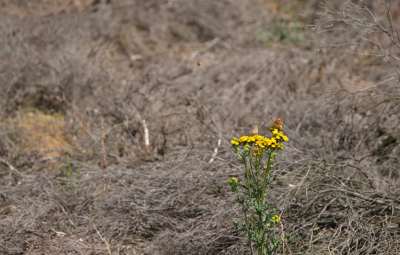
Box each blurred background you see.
[0,0,400,254]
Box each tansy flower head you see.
[256,135,264,141]
[258,140,266,148]
[239,136,248,143]
[271,215,281,224]
[246,136,256,143]
[231,138,239,146]
[253,148,261,155]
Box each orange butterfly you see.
[271,117,283,129]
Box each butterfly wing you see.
[271,117,283,128]
[252,125,258,135]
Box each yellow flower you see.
[239,136,248,142]
[253,148,261,155]
[275,135,281,140]
[271,215,281,224]
[256,135,264,141]
[277,143,283,150]
[283,135,289,141]
[231,138,239,146]
[272,129,279,135]
[247,136,255,143]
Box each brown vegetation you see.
[0,0,400,254]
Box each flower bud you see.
[228,177,239,192]
[271,215,281,224]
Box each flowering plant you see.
[229,119,291,255]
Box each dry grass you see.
[0,0,400,254]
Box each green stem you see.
[245,152,258,233]
[236,190,253,255]
[245,209,254,255]
[258,211,263,255]
[261,149,274,204]
[250,150,265,255]
[249,151,260,205]
[259,148,276,252]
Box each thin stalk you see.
[258,212,264,255]
[254,154,260,205]
[249,151,260,203]
[259,149,275,252]
[261,149,274,204]
[237,190,254,255]
[256,152,266,206]
[250,150,265,255]
[245,152,259,233]
[245,211,254,255]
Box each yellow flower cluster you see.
[230,126,289,155]
[270,127,289,142]
[271,215,281,224]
